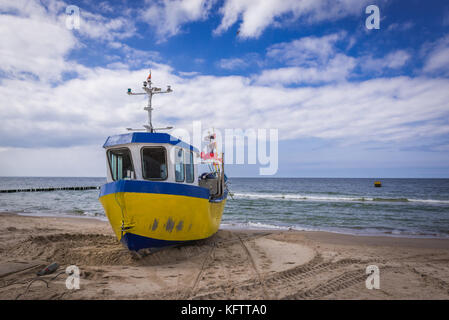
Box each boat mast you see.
[127,71,173,132]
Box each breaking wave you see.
[232,192,449,204]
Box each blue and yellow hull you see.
[99,180,226,251]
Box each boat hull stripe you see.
[121,232,186,251]
[99,180,210,199]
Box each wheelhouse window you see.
[175,148,185,182]
[185,151,194,183]
[108,148,134,181]
[142,147,167,180]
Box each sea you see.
[1,177,448,238]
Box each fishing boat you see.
[99,72,228,251]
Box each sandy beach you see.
[0,212,448,300]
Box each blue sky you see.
[0,0,449,177]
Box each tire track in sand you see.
[237,235,269,299]
[284,266,396,299]
[183,243,216,300]
[192,257,368,299]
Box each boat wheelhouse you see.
[99,73,227,252]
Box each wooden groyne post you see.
[0,186,100,193]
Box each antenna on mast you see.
[126,70,173,132]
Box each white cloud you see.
[259,33,356,84]
[140,0,214,39]
[0,145,105,176]
[214,0,370,38]
[97,1,115,13]
[267,32,346,66]
[159,74,449,145]
[383,50,411,69]
[2,4,445,154]
[1,63,449,176]
[178,71,200,77]
[360,50,411,73]
[3,61,449,151]
[0,0,76,81]
[387,21,414,32]
[0,0,65,18]
[422,36,449,75]
[0,67,176,148]
[73,11,137,41]
[253,54,356,85]
[264,33,411,82]
[1,0,448,177]
[218,58,247,70]
[107,42,161,67]
[0,0,139,82]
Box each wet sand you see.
[0,212,448,300]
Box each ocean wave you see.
[221,221,313,231]
[371,198,409,202]
[408,198,449,204]
[221,221,449,238]
[232,192,449,204]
